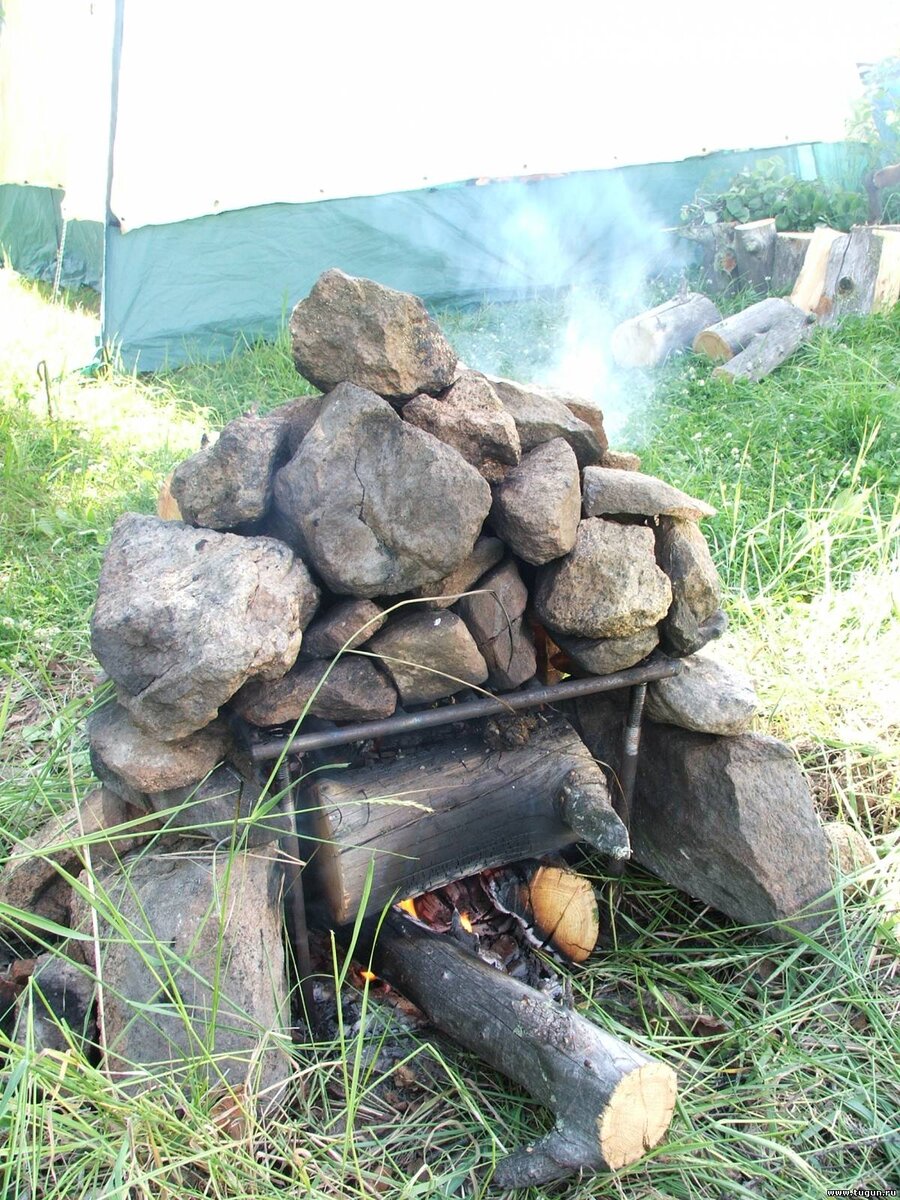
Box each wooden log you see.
[711,316,813,383]
[733,218,776,293]
[610,293,721,368]
[371,913,677,1187]
[771,232,813,293]
[693,297,807,362]
[681,221,738,294]
[156,472,182,520]
[484,859,599,962]
[817,225,884,322]
[872,228,900,312]
[299,715,629,926]
[790,226,846,314]
[872,163,900,191]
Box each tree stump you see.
[771,232,813,293]
[791,226,846,314]
[734,218,776,293]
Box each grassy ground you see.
[0,271,898,1198]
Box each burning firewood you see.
[484,859,600,963]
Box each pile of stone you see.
[0,269,835,1111]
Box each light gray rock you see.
[534,519,672,639]
[553,626,660,676]
[368,611,489,704]
[402,372,521,483]
[273,384,491,597]
[70,851,291,1097]
[410,536,505,609]
[91,515,318,740]
[231,656,397,726]
[290,269,457,399]
[88,701,228,794]
[149,763,293,846]
[491,438,580,565]
[14,951,96,1053]
[300,600,387,658]
[645,653,759,735]
[456,560,536,690]
[487,376,605,468]
[655,516,722,656]
[582,467,716,520]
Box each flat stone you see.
[273,383,491,597]
[487,375,604,468]
[367,611,489,704]
[300,600,387,658]
[582,467,716,520]
[655,516,722,656]
[87,701,229,794]
[534,519,672,639]
[553,626,660,675]
[562,399,608,454]
[456,560,536,690]
[600,449,642,471]
[402,372,521,482]
[91,515,318,741]
[148,763,293,845]
[70,851,291,1097]
[645,653,759,735]
[290,269,457,399]
[14,951,96,1053]
[410,536,505,609]
[491,438,580,565]
[231,656,397,726]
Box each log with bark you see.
[371,912,677,1187]
[681,221,738,294]
[734,218,776,293]
[693,297,808,362]
[610,293,721,368]
[791,226,846,314]
[771,232,813,293]
[711,315,813,383]
[298,714,628,926]
[817,225,886,322]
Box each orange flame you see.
[398,897,417,917]
[458,911,474,934]
[360,969,377,983]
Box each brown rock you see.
[273,384,491,597]
[655,517,722,656]
[582,467,716,520]
[231,656,397,726]
[491,438,580,565]
[402,372,521,482]
[487,376,604,467]
[600,449,642,472]
[411,536,505,609]
[563,399,608,454]
[534,519,672,639]
[87,702,228,794]
[290,269,457,399]
[300,600,387,658]
[456,560,537,690]
[368,612,488,704]
[553,627,660,675]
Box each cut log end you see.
[692,329,732,361]
[528,865,599,962]
[599,1062,678,1169]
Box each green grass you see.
[1,272,898,1198]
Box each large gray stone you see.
[149,764,293,846]
[410,536,505,609]
[456,560,536,690]
[88,701,229,794]
[645,653,759,735]
[534,519,672,639]
[655,516,722,656]
[582,467,716,520]
[70,851,291,1097]
[170,399,321,530]
[367,612,489,704]
[487,376,604,468]
[230,656,397,726]
[402,371,521,482]
[290,269,457,399]
[273,384,491,597]
[300,600,387,658]
[553,626,660,676]
[91,515,318,741]
[490,438,580,565]
[14,951,96,1053]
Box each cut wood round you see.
[712,314,813,383]
[693,297,807,361]
[298,715,629,926]
[790,226,846,314]
[485,860,599,962]
[734,218,776,293]
[371,912,678,1187]
[872,229,900,312]
[771,232,813,293]
[610,293,721,368]
[819,225,889,323]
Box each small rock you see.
[300,600,387,658]
[368,612,488,704]
[149,764,292,845]
[582,466,716,520]
[290,269,457,399]
[14,951,96,1053]
[491,438,580,565]
[88,701,229,794]
[655,517,722,656]
[231,656,397,726]
[91,515,318,740]
[273,384,491,597]
[562,399,608,454]
[553,627,660,675]
[645,653,758,735]
[488,375,604,467]
[69,851,291,1097]
[402,372,521,482]
[534,519,672,639]
[456,560,537,690]
[410,536,505,609]
[823,822,878,890]
[600,449,641,471]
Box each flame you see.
[360,969,377,983]
[458,911,474,934]
[398,897,417,917]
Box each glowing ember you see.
[398,897,417,917]
[458,911,474,934]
